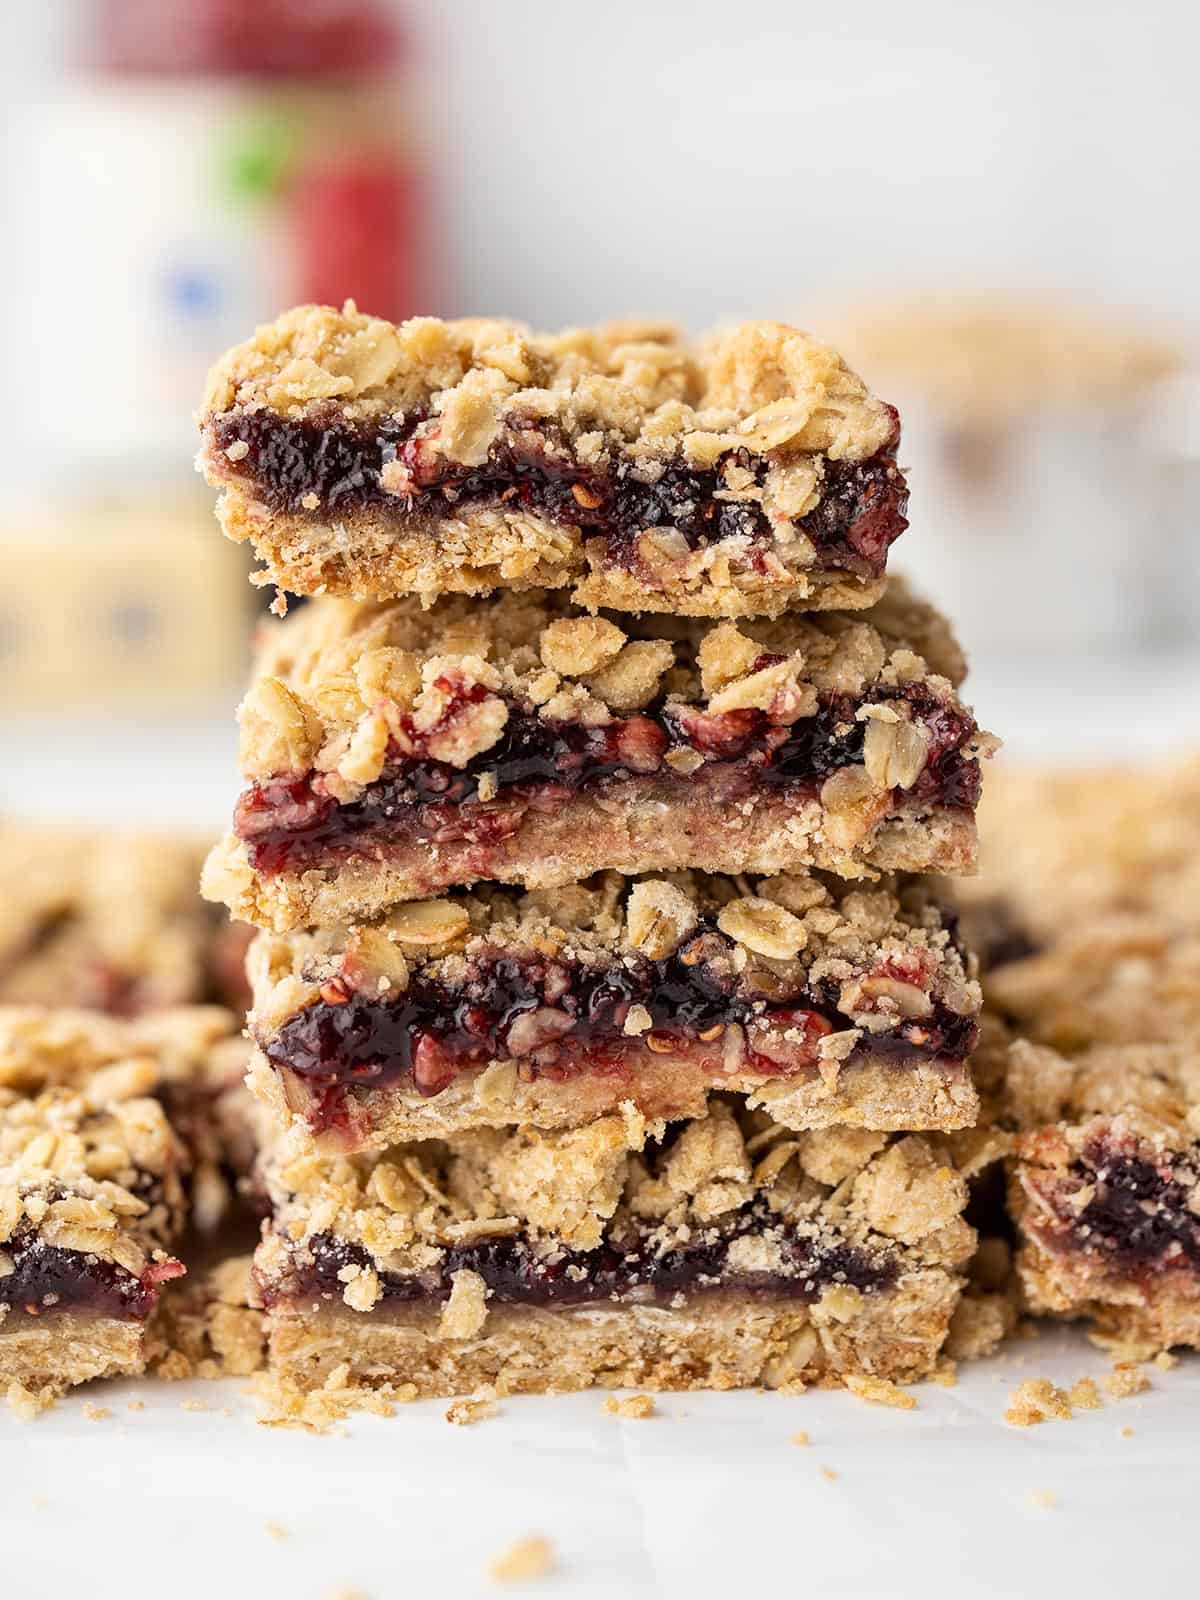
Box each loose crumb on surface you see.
[603,1394,656,1420]
[1154,1351,1178,1372]
[265,1521,289,1542]
[1104,1364,1151,1400]
[181,1399,211,1413]
[488,1536,555,1583]
[791,1430,810,1447]
[1028,1489,1059,1510]
[1120,1427,1134,1438]
[6,1382,56,1421]
[845,1374,916,1410]
[254,1367,415,1432]
[446,1389,499,1426]
[325,1589,368,1600]
[1005,1378,1073,1427]
[1068,1377,1101,1411]
[820,1466,839,1482]
[83,1403,111,1422]
[127,1399,145,1412]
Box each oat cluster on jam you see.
[200,306,909,615]
[248,869,980,1106]
[253,1100,976,1314]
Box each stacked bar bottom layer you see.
[254,1103,979,1396]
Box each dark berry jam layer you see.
[0,1232,184,1322]
[263,1199,898,1313]
[1058,1140,1200,1279]
[210,406,908,579]
[262,923,977,1128]
[236,683,979,879]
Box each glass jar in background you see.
[821,297,1182,655]
[30,0,425,471]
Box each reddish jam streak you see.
[236,685,979,878]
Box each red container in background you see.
[33,0,426,469]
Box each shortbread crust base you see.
[218,493,888,620]
[251,1046,979,1153]
[210,800,977,934]
[1015,1239,1200,1356]
[0,1313,146,1395]
[266,1272,961,1399]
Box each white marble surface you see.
[4,1328,1195,1600]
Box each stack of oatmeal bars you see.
[197,304,997,1398]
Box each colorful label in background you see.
[33,79,421,469]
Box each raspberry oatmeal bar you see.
[0,1007,248,1394]
[246,870,981,1151]
[1,1004,251,1331]
[198,306,908,617]
[0,827,250,1017]
[1005,1037,1200,1354]
[254,1100,979,1398]
[204,580,989,932]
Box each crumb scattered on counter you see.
[1154,1352,1178,1372]
[6,1382,55,1421]
[127,1399,145,1412]
[1104,1364,1151,1400]
[265,1521,289,1542]
[845,1374,916,1410]
[1028,1489,1059,1510]
[488,1536,555,1583]
[83,1403,111,1422]
[791,1430,810,1447]
[1005,1378,1072,1426]
[447,1389,499,1426]
[1120,1427,1134,1438]
[1068,1377,1101,1411]
[254,1366,415,1433]
[603,1394,656,1420]
[820,1466,839,1482]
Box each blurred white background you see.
[7,2,1200,343]
[0,0,1197,819]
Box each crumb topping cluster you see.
[960,759,1200,951]
[255,1099,975,1311]
[204,305,897,482]
[0,1084,186,1285]
[233,579,971,801]
[0,827,243,1015]
[986,920,1200,1054]
[248,868,979,1050]
[0,1006,251,1265]
[0,1006,245,1103]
